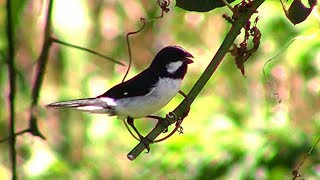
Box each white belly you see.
[115,78,182,119]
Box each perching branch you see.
[6,0,17,179]
[127,0,266,160]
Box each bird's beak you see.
[184,51,194,64]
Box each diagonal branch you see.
[127,0,266,160]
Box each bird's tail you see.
[46,98,115,114]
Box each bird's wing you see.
[98,69,159,99]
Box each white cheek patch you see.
[166,61,183,74]
[100,97,116,106]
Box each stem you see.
[51,37,125,66]
[123,19,146,82]
[221,0,234,12]
[6,0,17,178]
[31,0,53,106]
[127,0,266,160]
[28,0,55,139]
[0,129,30,143]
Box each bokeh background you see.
[0,0,319,179]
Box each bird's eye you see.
[123,92,128,96]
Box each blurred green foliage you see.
[0,0,319,179]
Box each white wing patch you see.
[100,97,116,106]
[166,61,183,74]
[76,106,106,113]
[75,97,117,114]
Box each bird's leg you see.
[146,115,170,133]
[178,90,187,98]
[127,117,151,153]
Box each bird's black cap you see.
[151,46,194,67]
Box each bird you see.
[46,45,194,151]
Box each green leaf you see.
[176,0,236,12]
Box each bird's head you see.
[150,46,194,76]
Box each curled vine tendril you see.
[122,1,172,141]
[122,0,170,82]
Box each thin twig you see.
[6,0,17,178]
[51,37,125,66]
[262,38,297,103]
[122,1,169,82]
[0,129,30,143]
[263,33,319,103]
[220,0,234,12]
[28,0,55,139]
[122,20,146,82]
[292,137,320,180]
[121,21,147,137]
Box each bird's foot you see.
[127,117,152,153]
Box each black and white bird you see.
[47,46,193,150]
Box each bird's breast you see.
[115,77,182,119]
